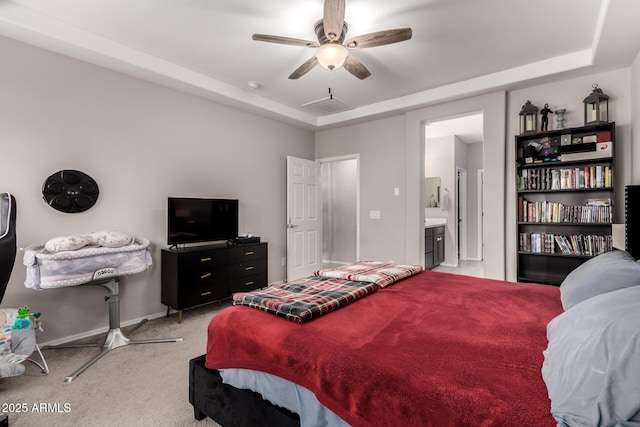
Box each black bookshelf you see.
[516,122,615,285]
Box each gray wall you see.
[0,36,314,343]
[3,33,639,344]
[319,67,639,282]
[316,116,408,262]
[317,92,507,279]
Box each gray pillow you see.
[559,249,640,310]
[542,285,640,426]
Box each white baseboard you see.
[39,310,168,347]
[466,257,483,261]
[322,260,351,266]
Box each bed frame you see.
[189,355,299,426]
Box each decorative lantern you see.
[583,83,609,126]
[519,100,538,134]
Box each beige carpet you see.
[0,302,231,427]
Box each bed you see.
[189,254,640,426]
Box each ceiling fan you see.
[252,0,412,80]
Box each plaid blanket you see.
[314,261,423,288]
[232,276,377,323]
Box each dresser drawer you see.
[179,250,226,273]
[179,263,227,285]
[227,244,267,263]
[182,281,229,306]
[229,273,267,294]
[228,260,267,279]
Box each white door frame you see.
[477,169,484,260]
[456,166,467,262]
[317,154,360,263]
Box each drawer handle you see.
[244,266,254,271]
[200,257,212,262]
[201,273,212,279]
[245,281,254,286]
[201,291,212,296]
[244,251,254,256]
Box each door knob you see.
[286,217,298,229]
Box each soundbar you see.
[233,236,261,245]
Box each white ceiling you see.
[1,0,640,131]
[427,114,484,144]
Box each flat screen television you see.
[168,197,238,245]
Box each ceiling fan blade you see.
[323,0,345,42]
[343,55,371,80]
[289,56,319,79]
[252,34,319,48]
[344,28,412,49]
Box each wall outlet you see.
[281,257,286,266]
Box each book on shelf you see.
[519,198,612,223]
[517,165,612,191]
[520,232,612,256]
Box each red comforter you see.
[205,270,562,426]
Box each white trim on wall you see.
[476,169,484,261]
[405,92,506,280]
[457,166,467,262]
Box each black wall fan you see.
[252,0,412,80]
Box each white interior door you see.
[287,156,322,281]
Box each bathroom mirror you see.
[425,177,441,208]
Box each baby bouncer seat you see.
[0,192,47,379]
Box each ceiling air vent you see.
[301,96,354,115]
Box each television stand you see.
[161,242,267,322]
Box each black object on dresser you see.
[161,242,267,322]
[626,185,640,259]
[425,226,445,270]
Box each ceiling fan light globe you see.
[316,44,348,71]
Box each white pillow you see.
[559,249,640,310]
[44,235,89,252]
[543,286,640,426]
[85,230,132,248]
